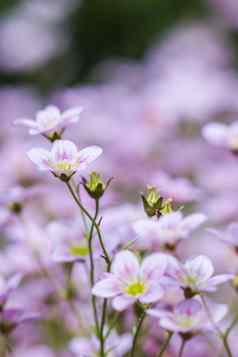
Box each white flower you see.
[92,250,167,311]
[27,140,102,179]
[14,105,83,136]
[202,121,238,152]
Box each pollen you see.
[55,161,74,171]
[125,281,146,296]
[70,245,89,257]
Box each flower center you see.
[125,281,146,296]
[177,315,195,329]
[70,245,89,257]
[183,275,198,287]
[55,161,74,172]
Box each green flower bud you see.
[141,186,163,217]
[82,172,112,200]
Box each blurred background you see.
[0,0,236,92]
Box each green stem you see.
[157,332,173,357]
[88,199,100,334]
[66,181,111,265]
[66,181,112,356]
[178,339,186,357]
[130,310,146,357]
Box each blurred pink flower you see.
[133,212,207,248]
[14,105,83,136]
[202,121,238,152]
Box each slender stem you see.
[224,315,238,339]
[66,181,111,265]
[157,332,173,357]
[201,295,233,357]
[178,339,186,357]
[88,199,100,334]
[99,258,111,356]
[130,310,146,357]
[66,181,112,356]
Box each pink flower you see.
[167,255,233,294]
[133,211,207,248]
[92,250,167,311]
[202,121,238,152]
[14,105,83,136]
[27,140,102,179]
[148,298,227,333]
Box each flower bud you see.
[141,186,163,217]
[82,172,112,200]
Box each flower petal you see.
[184,255,214,283]
[140,253,167,282]
[27,148,51,170]
[51,140,78,162]
[139,284,164,303]
[92,278,120,298]
[14,119,37,128]
[180,213,207,233]
[112,250,140,282]
[78,146,103,169]
[203,274,234,290]
[61,107,83,123]
[112,295,135,311]
[202,122,228,146]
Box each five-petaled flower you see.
[202,121,238,153]
[147,298,227,334]
[14,105,83,138]
[27,140,102,180]
[92,250,167,311]
[167,255,233,297]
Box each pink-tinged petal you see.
[212,303,228,324]
[27,148,51,170]
[78,146,103,169]
[139,284,164,304]
[202,123,228,146]
[202,300,228,328]
[37,105,61,121]
[112,250,140,282]
[14,119,37,128]
[92,278,120,298]
[180,213,207,233]
[159,211,183,229]
[147,308,172,319]
[133,220,159,239]
[112,295,135,311]
[140,253,167,282]
[175,299,202,316]
[51,140,78,162]
[61,107,83,123]
[205,274,234,289]
[185,255,214,282]
[160,317,182,332]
